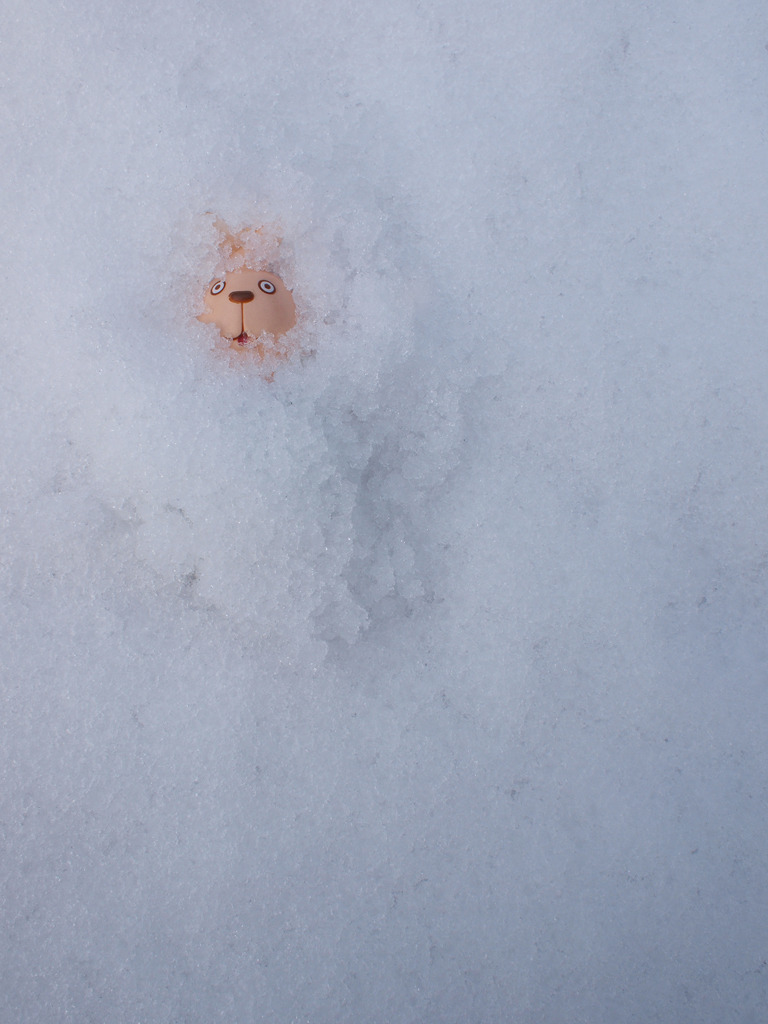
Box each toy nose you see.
[229,290,255,303]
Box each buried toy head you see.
[199,268,297,353]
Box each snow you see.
[2,0,768,1020]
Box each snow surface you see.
[2,0,768,1020]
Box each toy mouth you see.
[228,292,255,343]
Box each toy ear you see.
[211,217,255,263]
[206,213,283,267]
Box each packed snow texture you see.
[2,0,768,1020]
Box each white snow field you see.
[2,0,768,1020]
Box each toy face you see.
[198,269,296,350]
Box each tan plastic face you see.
[198,269,296,352]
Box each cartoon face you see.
[198,269,296,351]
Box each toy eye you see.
[258,279,276,295]
[211,280,226,295]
